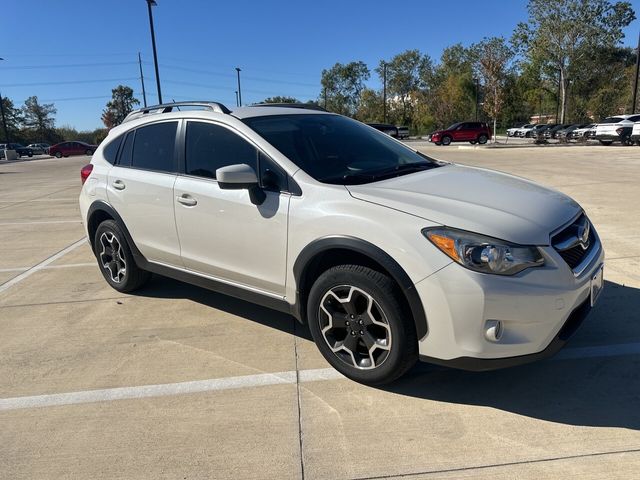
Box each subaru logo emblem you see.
[577,220,590,249]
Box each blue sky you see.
[2,0,640,130]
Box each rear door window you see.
[102,135,123,165]
[131,121,178,173]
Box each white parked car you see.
[594,114,640,145]
[630,121,640,145]
[78,101,605,384]
[507,124,532,137]
[570,124,596,141]
[516,124,537,137]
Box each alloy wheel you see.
[99,232,126,283]
[318,285,392,370]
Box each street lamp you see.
[145,0,163,104]
[382,62,387,123]
[235,68,242,107]
[0,57,9,143]
[632,29,640,113]
[235,90,239,107]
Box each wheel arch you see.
[292,236,428,340]
[87,201,144,262]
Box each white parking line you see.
[1,342,639,412]
[0,220,81,226]
[0,263,95,273]
[0,238,86,294]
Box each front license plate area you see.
[590,264,604,307]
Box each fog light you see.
[485,320,503,342]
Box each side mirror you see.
[216,163,266,205]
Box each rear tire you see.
[94,219,150,293]
[441,135,452,146]
[307,265,418,385]
[477,134,488,145]
[599,140,613,146]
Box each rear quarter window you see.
[102,135,123,165]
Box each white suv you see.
[594,114,640,145]
[79,102,605,384]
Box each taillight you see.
[80,164,93,185]
[616,127,624,135]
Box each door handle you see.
[176,194,197,206]
[112,180,126,190]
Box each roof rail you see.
[250,102,327,112]
[123,101,231,123]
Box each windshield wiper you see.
[369,163,437,180]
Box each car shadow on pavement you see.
[136,275,313,341]
[389,280,640,430]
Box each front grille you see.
[552,214,595,270]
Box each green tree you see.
[473,37,514,140]
[513,0,635,123]
[21,96,57,142]
[376,50,433,127]
[0,96,23,142]
[355,88,384,122]
[102,85,139,128]
[261,96,301,104]
[320,61,370,116]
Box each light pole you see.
[235,90,239,107]
[382,62,387,123]
[138,52,147,107]
[146,0,163,104]
[0,58,9,143]
[632,29,640,113]
[235,68,242,107]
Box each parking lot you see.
[1,144,640,479]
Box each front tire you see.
[86,149,93,155]
[94,219,150,293]
[307,265,418,385]
[55,152,62,158]
[599,140,613,146]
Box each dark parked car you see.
[0,143,33,158]
[529,124,556,141]
[544,124,571,140]
[49,141,97,158]
[557,124,588,141]
[429,121,491,145]
[367,123,398,137]
[396,126,410,139]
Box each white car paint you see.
[594,114,640,144]
[79,105,604,371]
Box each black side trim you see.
[139,260,292,315]
[420,297,592,371]
[292,236,428,339]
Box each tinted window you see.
[102,135,123,165]
[118,131,134,166]
[244,114,440,185]
[185,121,257,179]
[601,117,623,124]
[131,122,177,172]
[628,115,640,122]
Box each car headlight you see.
[423,227,544,275]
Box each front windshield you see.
[243,114,441,185]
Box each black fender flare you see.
[86,200,145,264]
[292,236,428,340]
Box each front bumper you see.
[414,239,604,370]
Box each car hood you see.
[346,164,581,245]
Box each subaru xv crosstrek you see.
[79,102,605,385]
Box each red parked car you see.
[429,121,492,146]
[49,141,97,158]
